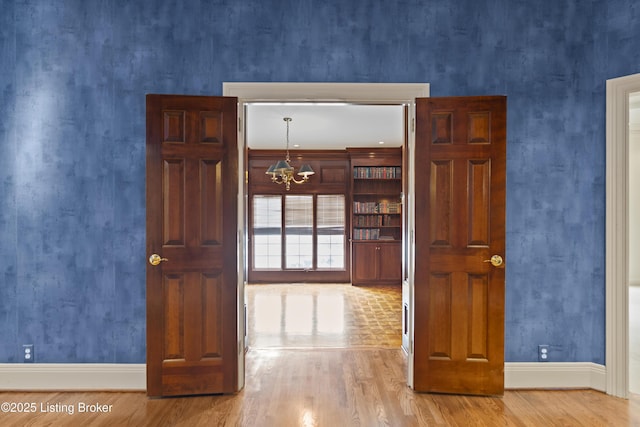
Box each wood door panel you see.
[467,112,491,144]
[431,112,453,144]
[161,369,224,397]
[161,271,224,362]
[200,159,223,246]
[201,273,223,358]
[158,247,225,271]
[428,273,452,359]
[163,159,185,246]
[147,95,237,397]
[415,96,506,396]
[199,111,223,143]
[468,159,491,247]
[163,274,185,360]
[467,274,489,360]
[163,111,185,143]
[378,243,402,281]
[419,359,503,395]
[430,160,453,246]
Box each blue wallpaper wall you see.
[0,0,638,364]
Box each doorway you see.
[144,87,507,396]
[223,82,430,388]
[605,72,640,398]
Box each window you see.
[252,195,282,269]
[285,195,313,269]
[251,194,345,271]
[317,195,345,269]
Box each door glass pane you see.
[317,195,345,269]
[285,195,313,269]
[253,195,282,269]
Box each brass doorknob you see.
[149,254,168,266]
[483,255,503,267]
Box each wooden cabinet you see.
[348,148,402,285]
[352,241,401,285]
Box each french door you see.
[145,85,506,397]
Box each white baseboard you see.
[0,362,606,392]
[0,364,146,391]
[505,362,606,391]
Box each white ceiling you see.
[245,103,405,150]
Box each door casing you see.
[223,82,430,389]
[606,72,640,398]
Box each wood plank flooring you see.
[1,349,639,426]
[1,284,639,426]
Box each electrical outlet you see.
[538,344,549,362]
[23,344,34,363]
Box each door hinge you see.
[238,117,242,132]
[411,118,415,133]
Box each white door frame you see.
[605,72,640,398]
[223,82,430,390]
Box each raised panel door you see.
[146,95,238,397]
[414,96,506,395]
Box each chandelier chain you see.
[284,117,291,162]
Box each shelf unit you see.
[348,148,402,285]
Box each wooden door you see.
[414,96,506,395]
[146,95,238,397]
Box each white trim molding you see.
[0,364,146,391]
[505,362,606,391]
[605,72,640,398]
[222,82,430,103]
[0,362,605,392]
[223,82,430,391]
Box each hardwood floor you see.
[1,349,639,426]
[246,283,402,348]
[1,284,639,426]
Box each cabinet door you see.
[378,242,402,281]
[352,243,379,283]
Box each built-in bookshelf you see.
[348,148,402,285]
[351,166,402,241]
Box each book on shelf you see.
[353,201,401,214]
[353,166,401,179]
[354,215,383,226]
[353,228,380,240]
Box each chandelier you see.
[265,117,315,191]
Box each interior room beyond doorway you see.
[244,101,406,350]
[246,283,402,349]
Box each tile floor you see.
[246,283,402,349]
